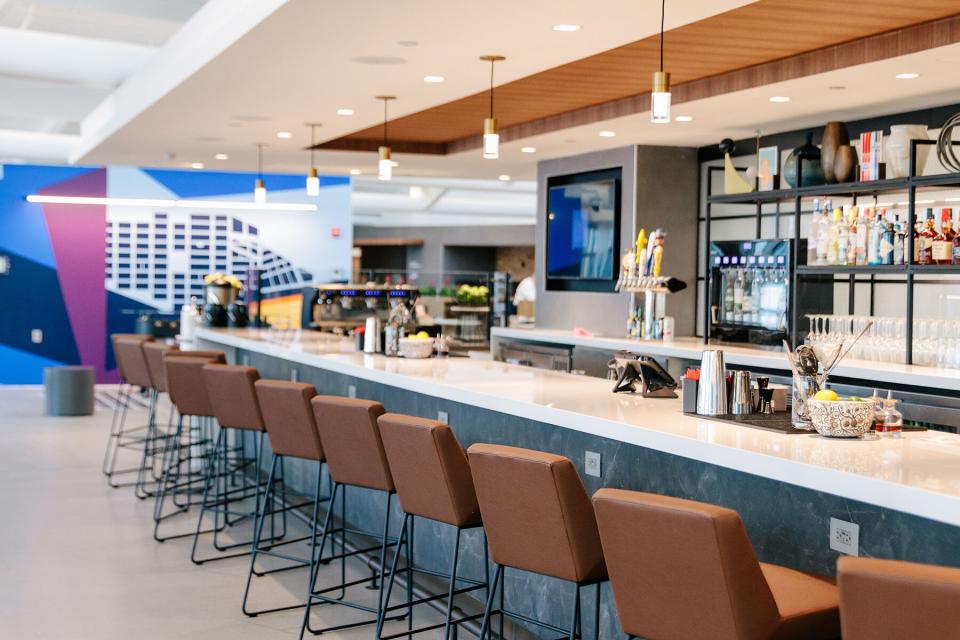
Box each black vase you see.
[783,132,826,188]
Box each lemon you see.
[416,331,430,340]
[814,389,839,402]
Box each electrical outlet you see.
[347,385,357,398]
[584,451,601,478]
[290,369,299,382]
[437,410,449,424]
[31,329,43,344]
[829,517,860,556]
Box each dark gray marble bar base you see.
[238,348,960,639]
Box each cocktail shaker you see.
[730,370,752,415]
[696,350,728,416]
[363,317,381,353]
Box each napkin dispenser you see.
[609,353,678,398]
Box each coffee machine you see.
[203,274,248,328]
[300,284,419,333]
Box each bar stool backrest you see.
[838,557,960,639]
[467,443,605,583]
[311,396,392,492]
[254,380,324,461]
[164,353,224,417]
[202,364,264,431]
[112,335,155,387]
[142,342,178,392]
[592,488,780,640]
[377,413,480,527]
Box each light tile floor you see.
[0,388,446,639]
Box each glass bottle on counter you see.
[933,208,955,265]
[917,208,937,265]
[880,221,895,265]
[876,391,903,438]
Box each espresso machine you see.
[300,284,419,334]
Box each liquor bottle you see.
[880,222,895,265]
[846,207,859,266]
[893,215,905,265]
[816,205,830,265]
[741,260,754,324]
[855,206,869,266]
[953,209,960,265]
[933,208,954,265]
[917,208,937,265]
[732,265,744,323]
[827,208,842,265]
[865,209,879,265]
[751,265,765,327]
[877,391,903,438]
[808,199,820,266]
[837,209,850,266]
[722,267,735,322]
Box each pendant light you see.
[254,143,267,203]
[480,55,505,159]
[651,0,671,124]
[305,123,320,196]
[376,96,395,181]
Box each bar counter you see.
[195,327,960,636]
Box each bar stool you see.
[189,364,277,564]
[153,351,225,542]
[592,488,840,640]
[135,341,179,499]
[838,557,960,640]
[467,444,607,640]
[300,396,402,638]
[375,413,488,640]
[243,380,329,617]
[104,334,154,487]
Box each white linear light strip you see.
[25,195,318,211]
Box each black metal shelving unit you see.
[704,140,960,365]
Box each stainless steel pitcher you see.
[696,350,728,416]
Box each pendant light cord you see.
[489,59,495,118]
[659,0,665,73]
[309,125,315,168]
[257,144,263,181]
[382,99,389,147]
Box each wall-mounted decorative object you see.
[757,145,779,191]
[820,121,850,183]
[858,130,884,181]
[719,138,754,194]
[937,112,960,173]
[885,124,930,178]
[782,132,825,187]
[833,145,857,183]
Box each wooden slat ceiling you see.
[315,0,960,154]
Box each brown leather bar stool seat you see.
[133,341,180,498]
[187,364,278,565]
[243,380,329,618]
[375,413,486,640]
[467,443,607,640]
[152,351,225,542]
[300,396,401,637]
[838,557,960,640]
[103,334,154,486]
[592,489,840,640]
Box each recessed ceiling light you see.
[397,40,418,47]
[337,108,355,116]
[553,24,581,32]
[769,96,791,103]
[828,86,846,91]
[214,153,229,160]
[599,130,616,137]
[499,174,511,181]
[521,146,536,153]
[895,72,920,79]
[675,115,693,122]
[276,131,293,139]
[349,168,362,175]
[190,162,204,169]
[423,75,445,83]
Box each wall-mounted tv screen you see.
[545,167,621,292]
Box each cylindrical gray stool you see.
[44,366,95,416]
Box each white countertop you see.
[196,327,960,527]
[492,327,960,391]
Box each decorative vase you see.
[820,121,849,183]
[833,145,857,184]
[884,124,930,178]
[783,132,825,188]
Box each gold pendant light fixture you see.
[305,123,321,196]
[376,95,396,180]
[254,143,267,203]
[651,0,671,124]
[480,55,505,159]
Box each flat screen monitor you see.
[545,167,621,292]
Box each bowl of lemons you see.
[806,389,875,438]
[399,332,435,359]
